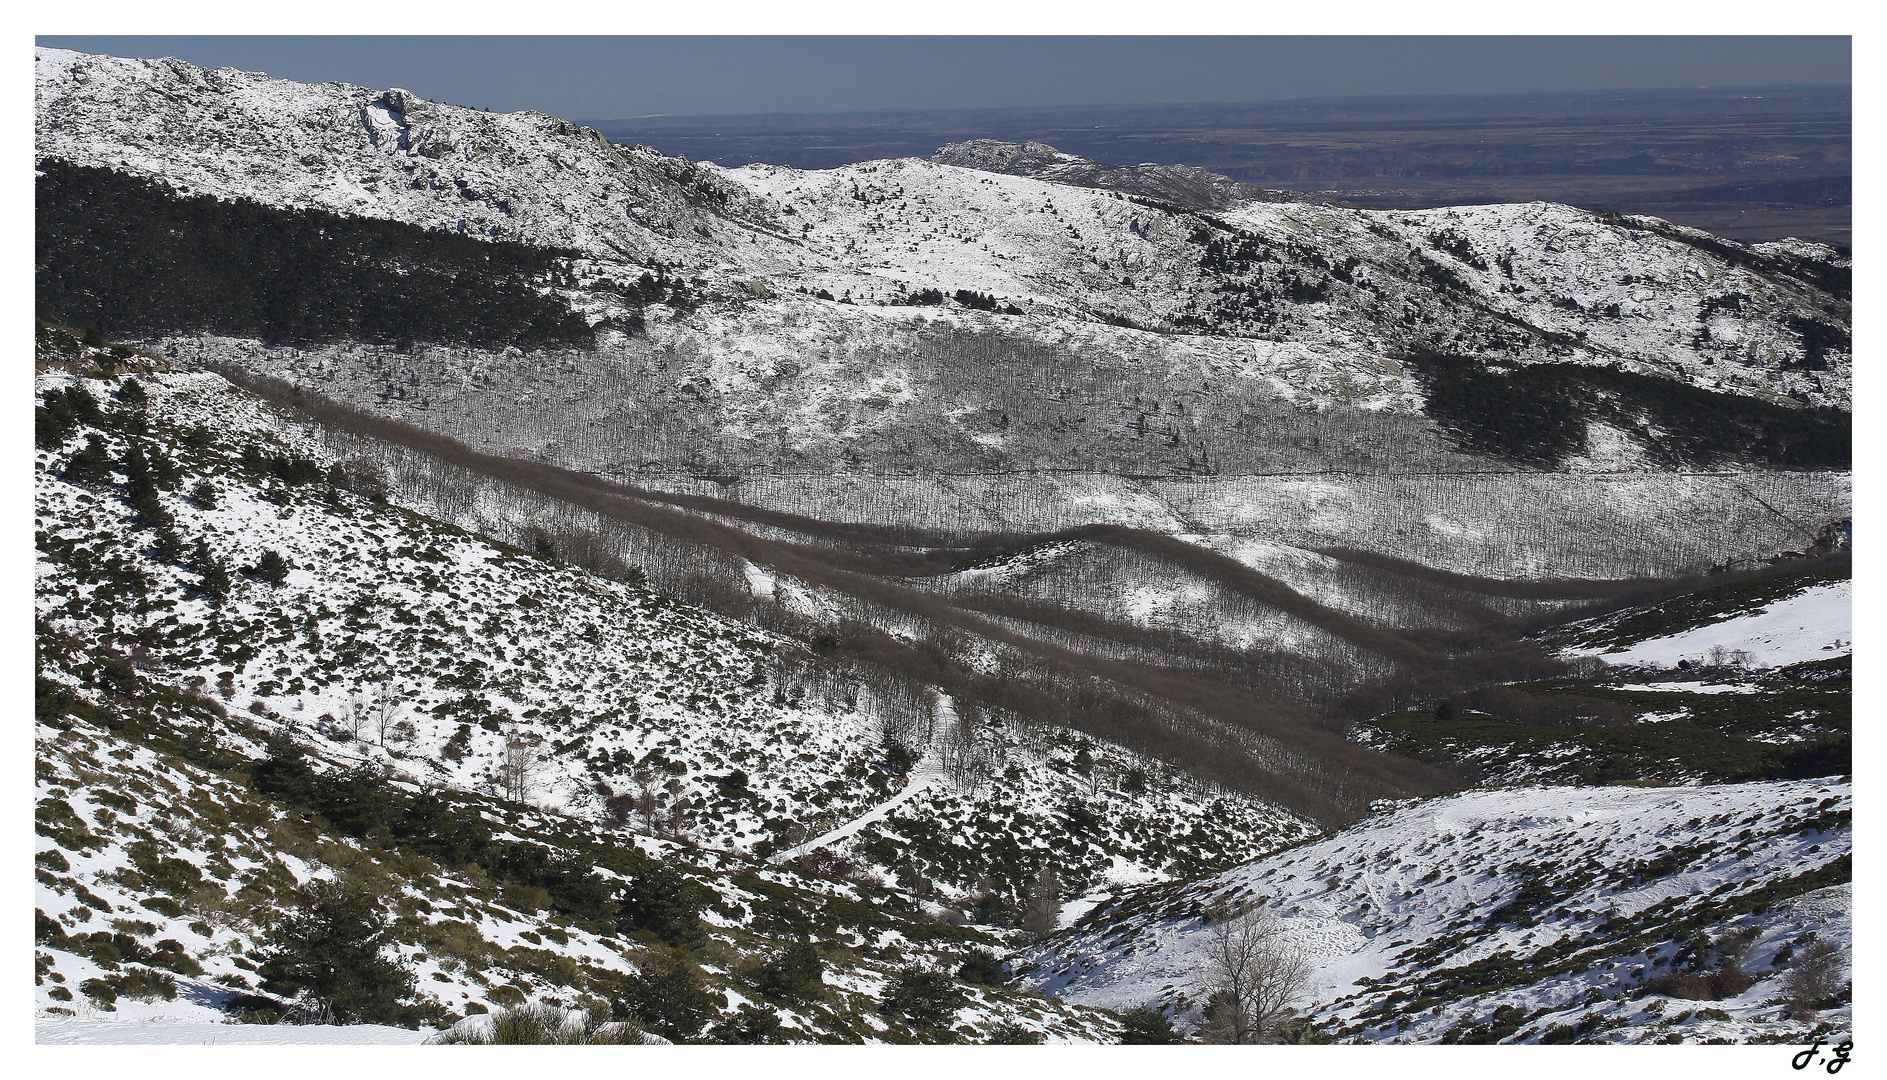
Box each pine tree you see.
[613,950,717,1041]
[877,966,966,1034]
[254,549,291,587]
[193,540,229,602]
[257,880,415,1025]
[617,861,706,946]
[64,434,113,486]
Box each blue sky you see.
[37,36,1850,119]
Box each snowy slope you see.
[34,671,1120,1043]
[35,361,1311,902]
[1022,779,1850,1044]
[34,47,762,264]
[1568,580,1850,670]
[39,45,1850,423]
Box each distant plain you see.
[590,85,1850,245]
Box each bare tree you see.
[1193,905,1312,1044]
[372,676,403,745]
[632,768,668,836]
[940,720,995,795]
[1019,866,1062,938]
[501,726,541,805]
[1783,939,1847,1020]
[342,692,369,743]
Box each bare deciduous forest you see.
[206,364,1845,827]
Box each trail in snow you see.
[768,695,956,865]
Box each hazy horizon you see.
[35,36,1850,120]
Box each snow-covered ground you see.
[38,1015,430,1044]
[768,697,956,864]
[1023,778,1851,1044]
[1569,580,1850,669]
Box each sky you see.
[35,36,1851,120]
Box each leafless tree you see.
[940,719,996,795]
[632,768,669,836]
[1783,939,1847,1020]
[342,692,369,742]
[1193,904,1312,1044]
[501,726,541,805]
[1019,866,1062,938]
[372,677,403,745]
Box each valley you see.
[33,45,1850,1047]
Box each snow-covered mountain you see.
[38,45,1850,427]
[33,45,1852,1046]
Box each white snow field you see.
[39,1016,430,1044]
[1023,778,1850,1044]
[1571,579,1851,669]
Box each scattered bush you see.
[955,950,1008,987]
[707,1003,787,1044]
[1645,965,1754,1002]
[753,940,823,1000]
[1117,1005,1187,1043]
[111,966,179,1002]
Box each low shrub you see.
[434,1001,645,1044]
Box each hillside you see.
[1022,778,1850,1044]
[1354,556,1849,789]
[1016,545,1850,1045]
[32,43,1854,1050]
[34,342,1324,977]
[37,636,1121,1044]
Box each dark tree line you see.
[1406,350,1850,469]
[36,160,592,349]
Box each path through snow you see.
[767,695,956,864]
